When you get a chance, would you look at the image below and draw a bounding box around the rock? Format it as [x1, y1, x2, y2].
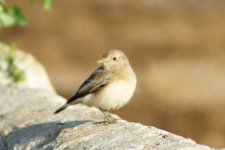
[0, 47, 220, 149]
[0, 43, 54, 92]
[0, 85, 216, 150]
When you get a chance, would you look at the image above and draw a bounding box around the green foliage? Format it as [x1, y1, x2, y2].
[0, 0, 52, 28]
[5, 43, 26, 82]
[0, 3, 27, 27]
[43, 0, 52, 11]
[0, 0, 53, 79]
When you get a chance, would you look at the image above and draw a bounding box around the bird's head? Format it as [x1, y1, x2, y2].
[97, 50, 130, 70]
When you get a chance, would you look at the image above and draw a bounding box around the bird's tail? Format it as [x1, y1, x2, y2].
[54, 104, 70, 114]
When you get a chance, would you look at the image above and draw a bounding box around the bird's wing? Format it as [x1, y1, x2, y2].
[67, 66, 114, 104]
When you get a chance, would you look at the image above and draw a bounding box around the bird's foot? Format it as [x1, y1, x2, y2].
[104, 111, 117, 124]
[103, 117, 117, 124]
[94, 119, 117, 125]
[99, 109, 118, 124]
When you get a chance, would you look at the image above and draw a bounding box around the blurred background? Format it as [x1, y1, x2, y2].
[1, 0, 225, 148]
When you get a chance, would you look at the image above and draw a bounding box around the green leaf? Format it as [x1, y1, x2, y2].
[6, 55, 14, 65]
[0, 12, 16, 27]
[43, 0, 52, 11]
[0, 3, 15, 27]
[0, 0, 53, 28]
[0, 4, 27, 27]
[9, 5, 27, 26]
[5, 43, 26, 82]
[0, 4, 5, 11]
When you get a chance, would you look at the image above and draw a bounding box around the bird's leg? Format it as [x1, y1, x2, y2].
[102, 110, 111, 122]
[105, 111, 114, 122]
[100, 109, 117, 124]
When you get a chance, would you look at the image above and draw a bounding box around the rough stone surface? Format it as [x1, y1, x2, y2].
[0, 43, 54, 92]
[0, 85, 216, 150]
[0, 47, 220, 150]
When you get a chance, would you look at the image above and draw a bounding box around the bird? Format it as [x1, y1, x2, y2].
[54, 49, 137, 124]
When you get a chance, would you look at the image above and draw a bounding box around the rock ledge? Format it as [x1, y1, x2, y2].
[0, 85, 215, 150]
[0, 45, 220, 150]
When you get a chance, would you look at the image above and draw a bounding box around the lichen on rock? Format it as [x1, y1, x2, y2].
[0, 43, 54, 92]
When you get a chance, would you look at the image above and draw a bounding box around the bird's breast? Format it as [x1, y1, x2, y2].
[94, 76, 136, 110]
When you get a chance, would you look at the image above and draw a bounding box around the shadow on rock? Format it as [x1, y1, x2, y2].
[4, 120, 90, 149]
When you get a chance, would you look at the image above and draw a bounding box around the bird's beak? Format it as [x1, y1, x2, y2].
[97, 59, 104, 64]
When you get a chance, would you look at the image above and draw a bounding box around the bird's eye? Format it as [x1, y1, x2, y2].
[113, 57, 117, 61]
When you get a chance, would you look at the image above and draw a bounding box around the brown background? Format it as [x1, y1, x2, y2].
[1, 0, 225, 148]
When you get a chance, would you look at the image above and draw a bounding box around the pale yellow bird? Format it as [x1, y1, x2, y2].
[54, 50, 137, 124]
